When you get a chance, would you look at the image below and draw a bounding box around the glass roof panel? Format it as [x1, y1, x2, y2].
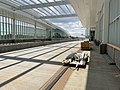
[67, 4, 75, 14]
[23, 9, 42, 17]
[55, 0, 62, 1]
[43, 7, 56, 15]
[26, 0, 35, 4]
[49, 6, 60, 15]
[30, 0, 40, 4]
[9, 0, 22, 6]
[39, 0, 47, 3]
[15, 0, 29, 5]
[54, 6, 65, 15]
[47, 0, 54, 2]
[33, 8, 46, 16]
[2, 0, 76, 19]
[59, 5, 67, 14]
[38, 8, 52, 16]
[61, 5, 71, 14]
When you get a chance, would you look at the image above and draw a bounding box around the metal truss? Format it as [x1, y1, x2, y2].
[15, 1, 68, 10]
[0, 0, 77, 19]
[38, 14, 77, 19]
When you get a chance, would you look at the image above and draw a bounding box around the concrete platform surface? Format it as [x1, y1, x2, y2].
[0, 41, 120, 90]
[0, 41, 80, 90]
[63, 43, 120, 90]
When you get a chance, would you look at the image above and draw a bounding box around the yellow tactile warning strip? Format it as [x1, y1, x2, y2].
[51, 68, 73, 90]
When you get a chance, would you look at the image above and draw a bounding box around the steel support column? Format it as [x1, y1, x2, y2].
[34, 21, 37, 39]
[12, 16, 15, 40]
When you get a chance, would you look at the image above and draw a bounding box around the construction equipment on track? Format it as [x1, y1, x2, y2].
[62, 52, 89, 68]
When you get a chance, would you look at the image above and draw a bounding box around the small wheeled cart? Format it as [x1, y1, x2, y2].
[62, 52, 89, 68]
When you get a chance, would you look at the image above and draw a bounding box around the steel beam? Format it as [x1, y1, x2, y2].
[37, 14, 77, 19]
[15, 1, 69, 10]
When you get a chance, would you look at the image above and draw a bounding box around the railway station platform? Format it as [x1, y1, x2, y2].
[0, 41, 120, 90]
[63, 43, 120, 90]
[0, 0, 120, 90]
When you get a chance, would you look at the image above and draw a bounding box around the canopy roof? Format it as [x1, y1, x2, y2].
[0, 0, 77, 19]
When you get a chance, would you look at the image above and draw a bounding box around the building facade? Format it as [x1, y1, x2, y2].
[70, 0, 120, 69]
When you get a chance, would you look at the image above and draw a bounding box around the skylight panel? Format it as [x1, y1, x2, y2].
[15, 0, 29, 5]
[47, 0, 54, 2]
[9, 0, 22, 6]
[7, 0, 76, 19]
[30, 0, 40, 4]
[67, 4, 75, 14]
[24, 9, 42, 17]
[54, 6, 65, 15]
[55, 0, 62, 1]
[26, 0, 34, 4]
[59, 5, 67, 14]
[39, 0, 47, 3]
[33, 8, 47, 16]
[61, 5, 70, 14]
[44, 7, 56, 15]
[49, 6, 60, 15]
[38, 8, 52, 16]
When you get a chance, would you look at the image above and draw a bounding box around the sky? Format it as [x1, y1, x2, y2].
[46, 17, 86, 37]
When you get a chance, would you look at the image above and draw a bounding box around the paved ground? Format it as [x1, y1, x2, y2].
[0, 41, 120, 90]
[63, 43, 120, 90]
[0, 41, 80, 90]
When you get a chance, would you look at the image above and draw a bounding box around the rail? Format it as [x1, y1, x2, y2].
[107, 43, 120, 51]
[39, 66, 74, 90]
[107, 43, 120, 60]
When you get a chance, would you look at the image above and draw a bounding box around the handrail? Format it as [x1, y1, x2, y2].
[107, 43, 120, 51]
